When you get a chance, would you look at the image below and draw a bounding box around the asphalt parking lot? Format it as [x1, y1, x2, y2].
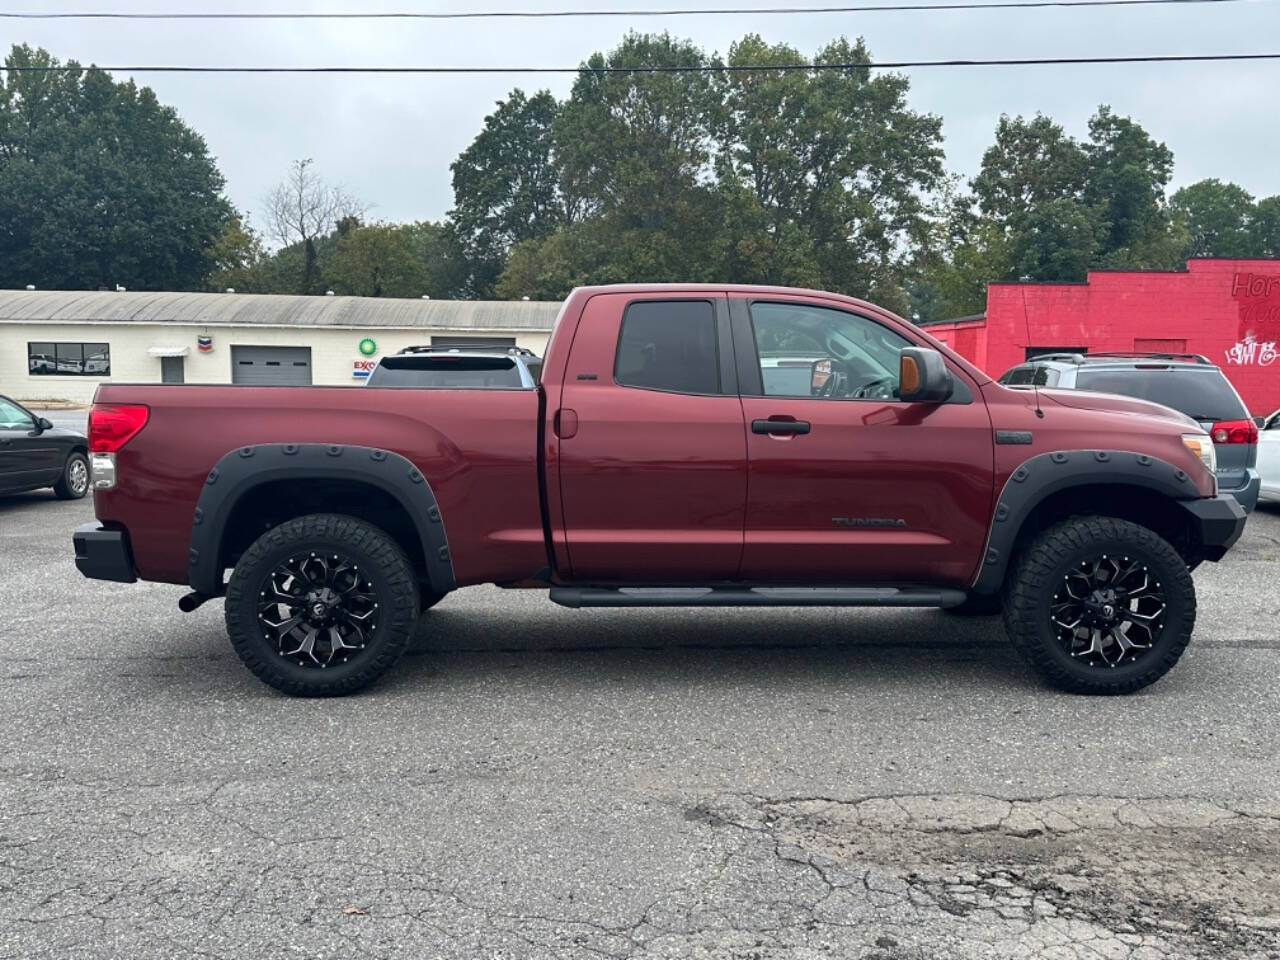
[2, 489, 1279, 960]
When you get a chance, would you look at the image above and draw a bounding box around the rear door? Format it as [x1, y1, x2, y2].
[555, 293, 747, 581]
[732, 297, 994, 585]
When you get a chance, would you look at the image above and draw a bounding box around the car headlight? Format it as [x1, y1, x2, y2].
[1181, 433, 1217, 479]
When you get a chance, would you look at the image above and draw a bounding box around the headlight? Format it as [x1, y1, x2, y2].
[1181, 433, 1217, 478]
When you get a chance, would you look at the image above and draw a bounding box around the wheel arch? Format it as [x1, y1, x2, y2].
[972, 450, 1206, 596]
[188, 444, 455, 599]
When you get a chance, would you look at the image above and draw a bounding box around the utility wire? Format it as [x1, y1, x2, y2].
[0, 0, 1261, 19]
[3, 53, 1280, 73]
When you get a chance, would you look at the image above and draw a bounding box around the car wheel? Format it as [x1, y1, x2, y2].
[224, 513, 419, 697]
[1003, 516, 1194, 695]
[53, 452, 90, 500]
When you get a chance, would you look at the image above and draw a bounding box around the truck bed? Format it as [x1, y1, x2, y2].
[92, 383, 546, 587]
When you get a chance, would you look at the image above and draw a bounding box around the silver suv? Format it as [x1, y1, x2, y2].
[366, 346, 542, 389]
[998, 352, 1261, 512]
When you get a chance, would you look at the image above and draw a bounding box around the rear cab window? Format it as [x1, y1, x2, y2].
[367, 355, 527, 388]
[1074, 368, 1247, 422]
[614, 300, 720, 395]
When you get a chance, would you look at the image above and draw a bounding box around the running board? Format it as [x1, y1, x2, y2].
[549, 586, 967, 609]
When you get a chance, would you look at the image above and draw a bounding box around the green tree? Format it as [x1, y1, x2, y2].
[971, 114, 1090, 225]
[1084, 106, 1177, 266]
[449, 89, 568, 297]
[1252, 195, 1280, 256]
[715, 35, 944, 308]
[205, 214, 266, 292]
[1169, 179, 1257, 258]
[327, 220, 430, 298]
[0, 44, 232, 290]
[554, 32, 719, 230]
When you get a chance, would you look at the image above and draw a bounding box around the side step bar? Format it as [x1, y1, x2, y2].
[549, 586, 967, 609]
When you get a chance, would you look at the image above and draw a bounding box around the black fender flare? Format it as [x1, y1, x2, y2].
[971, 449, 1202, 595]
[187, 443, 456, 597]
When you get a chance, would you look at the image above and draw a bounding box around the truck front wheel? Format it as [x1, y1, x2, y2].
[224, 513, 419, 696]
[1003, 516, 1195, 695]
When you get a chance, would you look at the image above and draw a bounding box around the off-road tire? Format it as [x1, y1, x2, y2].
[225, 513, 419, 696]
[53, 451, 90, 500]
[1003, 516, 1195, 695]
[943, 593, 1003, 616]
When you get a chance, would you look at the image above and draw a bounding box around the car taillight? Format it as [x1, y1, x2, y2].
[1209, 419, 1259, 445]
[88, 403, 150, 453]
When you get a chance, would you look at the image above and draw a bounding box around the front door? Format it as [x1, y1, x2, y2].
[556, 293, 747, 581]
[733, 298, 994, 585]
[0, 397, 62, 494]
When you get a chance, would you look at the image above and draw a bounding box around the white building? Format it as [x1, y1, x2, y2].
[1, 290, 560, 404]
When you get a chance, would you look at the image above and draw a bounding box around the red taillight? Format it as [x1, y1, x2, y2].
[1209, 418, 1259, 445]
[88, 403, 150, 453]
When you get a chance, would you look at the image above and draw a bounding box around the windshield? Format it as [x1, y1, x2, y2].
[367, 355, 527, 388]
[1074, 368, 1247, 422]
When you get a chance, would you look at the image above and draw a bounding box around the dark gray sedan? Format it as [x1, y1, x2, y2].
[0, 395, 89, 499]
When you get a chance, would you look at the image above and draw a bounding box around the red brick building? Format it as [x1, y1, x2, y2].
[923, 259, 1280, 416]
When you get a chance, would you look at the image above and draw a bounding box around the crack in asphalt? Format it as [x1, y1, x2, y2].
[6, 790, 1277, 959]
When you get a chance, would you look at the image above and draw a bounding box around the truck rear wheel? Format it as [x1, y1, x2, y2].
[224, 513, 419, 697]
[1003, 516, 1195, 695]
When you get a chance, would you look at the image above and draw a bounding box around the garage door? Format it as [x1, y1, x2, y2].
[231, 346, 313, 385]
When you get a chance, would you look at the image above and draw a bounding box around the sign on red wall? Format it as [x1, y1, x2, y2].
[1229, 272, 1280, 368]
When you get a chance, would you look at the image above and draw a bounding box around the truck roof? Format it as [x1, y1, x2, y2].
[559, 284, 992, 387]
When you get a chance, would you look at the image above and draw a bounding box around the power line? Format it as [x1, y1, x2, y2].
[0, 0, 1260, 19]
[3, 53, 1279, 74]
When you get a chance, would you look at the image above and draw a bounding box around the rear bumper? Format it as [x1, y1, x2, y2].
[1179, 494, 1247, 562]
[1219, 468, 1261, 514]
[73, 522, 138, 583]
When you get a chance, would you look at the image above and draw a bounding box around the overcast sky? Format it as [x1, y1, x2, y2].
[9, 0, 1280, 232]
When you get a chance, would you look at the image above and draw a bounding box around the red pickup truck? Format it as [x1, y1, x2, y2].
[73, 284, 1246, 697]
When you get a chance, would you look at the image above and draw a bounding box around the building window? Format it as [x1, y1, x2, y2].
[28, 342, 111, 376]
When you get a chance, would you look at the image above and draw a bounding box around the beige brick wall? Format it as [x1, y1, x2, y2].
[3, 321, 552, 404]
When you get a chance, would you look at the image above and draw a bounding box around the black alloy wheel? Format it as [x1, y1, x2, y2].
[1050, 554, 1167, 668]
[225, 514, 420, 696]
[258, 552, 380, 669]
[1003, 515, 1195, 695]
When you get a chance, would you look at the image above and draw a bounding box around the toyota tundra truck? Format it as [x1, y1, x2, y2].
[72, 284, 1247, 697]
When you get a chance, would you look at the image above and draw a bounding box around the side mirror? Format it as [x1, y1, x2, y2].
[899, 347, 954, 403]
[35, 417, 53, 432]
[810, 359, 832, 394]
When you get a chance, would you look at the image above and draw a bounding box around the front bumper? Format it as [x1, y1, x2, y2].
[1179, 494, 1247, 561]
[1219, 468, 1261, 514]
[73, 522, 137, 583]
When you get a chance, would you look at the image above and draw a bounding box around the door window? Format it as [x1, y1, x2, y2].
[0, 397, 34, 431]
[614, 300, 720, 395]
[749, 302, 911, 400]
